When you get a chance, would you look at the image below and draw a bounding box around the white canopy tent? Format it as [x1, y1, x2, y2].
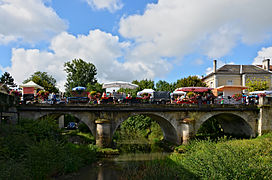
[19, 81, 44, 90]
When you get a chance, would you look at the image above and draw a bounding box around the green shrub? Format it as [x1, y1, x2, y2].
[25, 139, 64, 179]
[19, 117, 62, 142]
[0, 117, 98, 179]
[62, 143, 97, 173]
[0, 159, 30, 180]
[171, 136, 272, 179]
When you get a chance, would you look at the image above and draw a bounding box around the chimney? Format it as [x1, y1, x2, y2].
[213, 60, 217, 73]
[262, 59, 270, 71]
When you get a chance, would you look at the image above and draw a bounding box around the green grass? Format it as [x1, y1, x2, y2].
[62, 129, 95, 144]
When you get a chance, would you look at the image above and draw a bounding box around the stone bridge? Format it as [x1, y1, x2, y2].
[16, 103, 272, 147]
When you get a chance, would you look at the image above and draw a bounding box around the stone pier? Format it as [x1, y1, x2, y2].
[58, 115, 64, 129]
[95, 119, 111, 148]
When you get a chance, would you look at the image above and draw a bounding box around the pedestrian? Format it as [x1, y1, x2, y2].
[197, 94, 202, 105]
[112, 90, 117, 104]
[52, 92, 57, 104]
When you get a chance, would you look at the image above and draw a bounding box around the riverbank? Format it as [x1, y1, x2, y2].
[121, 133, 272, 179]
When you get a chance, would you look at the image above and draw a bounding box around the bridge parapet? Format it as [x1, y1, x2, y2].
[17, 103, 259, 112]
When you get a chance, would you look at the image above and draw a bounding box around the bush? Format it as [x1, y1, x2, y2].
[0, 117, 98, 179]
[19, 117, 62, 142]
[62, 143, 97, 173]
[0, 159, 30, 180]
[25, 140, 64, 179]
[172, 136, 272, 179]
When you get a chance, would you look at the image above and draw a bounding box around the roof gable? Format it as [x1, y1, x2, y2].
[203, 64, 272, 80]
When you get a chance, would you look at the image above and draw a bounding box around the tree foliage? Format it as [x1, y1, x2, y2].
[86, 82, 104, 93]
[23, 71, 58, 93]
[64, 59, 97, 95]
[176, 75, 206, 88]
[121, 115, 152, 132]
[132, 79, 155, 91]
[156, 80, 176, 92]
[0, 72, 16, 87]
[246, 77, 269, 92]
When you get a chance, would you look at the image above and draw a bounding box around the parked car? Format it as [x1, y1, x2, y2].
[66, 122, 77, 130]
[151, 91, 171, 104]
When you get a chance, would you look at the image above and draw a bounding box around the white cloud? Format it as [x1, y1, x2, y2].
[253, 47, 272, 65]
[3, 30, 171, 91]
[119, 0, 272, 60]
[0, 34, 17, 45]
[0, 0, 67, 43]
[85, 0, 123, 12]
[193, 59, 204, 65]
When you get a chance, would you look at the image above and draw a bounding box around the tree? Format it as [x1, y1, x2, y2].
[246, 77, 269, 92]
[64, 59, 97, 94]
[23, 71, 58, 93]
[176, 75, 207, 88]
[86, 82, 104, 93]
[132, 79, 155, 91]
[155, 80, 176, 92]
[0, 72, 16, 87]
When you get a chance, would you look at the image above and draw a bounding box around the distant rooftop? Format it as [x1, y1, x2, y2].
[203, 64, 272, 80]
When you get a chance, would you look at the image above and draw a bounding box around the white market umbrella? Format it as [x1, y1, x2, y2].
[137, 89, 155, 96]
[172, 91, 186, 95]
[20, 81, 44, 90]
[102, 81, 138, 89]
[249, 90, 272, 95]
[72, 86, 86, 91]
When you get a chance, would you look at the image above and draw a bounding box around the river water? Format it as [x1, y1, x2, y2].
[57, 152, 169, 180]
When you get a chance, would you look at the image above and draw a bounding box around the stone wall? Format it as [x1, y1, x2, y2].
[217, 74, 241, 87]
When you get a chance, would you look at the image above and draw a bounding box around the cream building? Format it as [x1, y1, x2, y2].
[202, 59, 272, 96]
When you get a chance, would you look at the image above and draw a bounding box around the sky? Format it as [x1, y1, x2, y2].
[1, 0, 272, 91]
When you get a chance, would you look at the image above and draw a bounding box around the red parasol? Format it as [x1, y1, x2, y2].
[175, 87, 213, 92]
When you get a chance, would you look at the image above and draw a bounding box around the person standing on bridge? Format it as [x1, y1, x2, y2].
[52, 92, 57, 104]
[113, 90, 117, 104]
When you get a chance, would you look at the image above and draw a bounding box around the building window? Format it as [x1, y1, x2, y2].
[210, 82, 213, 88]
[227, 80, 233, 85]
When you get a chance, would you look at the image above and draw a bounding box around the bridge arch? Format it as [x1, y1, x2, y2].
[35, 112, 96, 136]
[112, 112, 179, 144]
[196, 112, 255, 138]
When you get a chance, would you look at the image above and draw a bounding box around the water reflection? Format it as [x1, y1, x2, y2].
[57, 153, 169, 180]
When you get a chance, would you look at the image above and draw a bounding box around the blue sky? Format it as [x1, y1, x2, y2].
[1, 0, 272, 90]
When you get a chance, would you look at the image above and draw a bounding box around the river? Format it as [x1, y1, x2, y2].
[57, 152, 169, 180]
